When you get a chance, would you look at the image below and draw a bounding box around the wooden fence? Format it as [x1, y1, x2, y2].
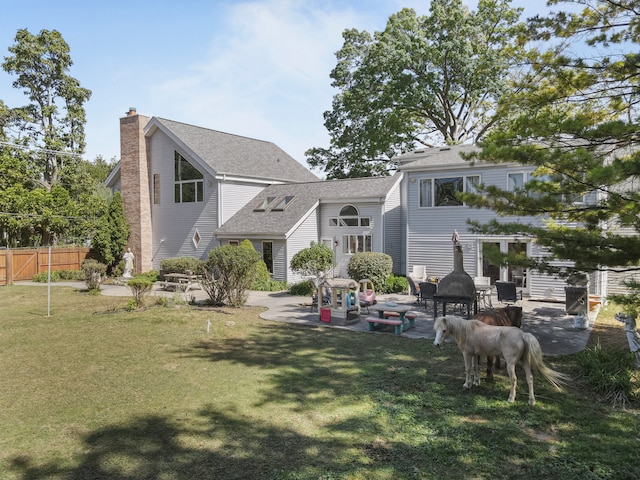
[0, 246, 90, 286]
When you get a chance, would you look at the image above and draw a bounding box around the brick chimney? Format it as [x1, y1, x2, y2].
[120, 107, 152, 274]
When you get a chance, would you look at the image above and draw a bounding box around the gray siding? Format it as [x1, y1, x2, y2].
[286, 209, 320, 283]
[384, 184, 404, 274]
[403, 164, 577, 297]
[148, 130, 219, 269]
[220, 181, 265, 225]
[319, 202, 384, 278]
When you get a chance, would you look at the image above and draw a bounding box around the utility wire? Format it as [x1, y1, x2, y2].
[0, 141, 81, 157]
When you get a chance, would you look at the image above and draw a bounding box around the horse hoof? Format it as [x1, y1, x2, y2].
[529, 399, 536, 406]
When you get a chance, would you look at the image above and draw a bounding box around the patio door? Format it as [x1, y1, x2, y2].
[481, 240, 529, 292]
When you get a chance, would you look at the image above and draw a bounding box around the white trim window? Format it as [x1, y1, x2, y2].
[174, 151, 204, 203]
[509, 172, 586, 204]
[329, 205, 371, 226]
[420, 175, 480, 207]
[342, 234, 372, 254]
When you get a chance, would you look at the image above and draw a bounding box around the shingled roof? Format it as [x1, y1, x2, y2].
[215, 174, 402, 237]
[397, 144, 479, 170]
[149, 117, 318, 183]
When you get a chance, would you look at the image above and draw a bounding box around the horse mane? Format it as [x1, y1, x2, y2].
[443, 315, 478, 345]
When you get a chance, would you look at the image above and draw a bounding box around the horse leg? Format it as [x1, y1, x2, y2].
[473, 355, 481, 386]
[495, 355, 501, 370]
[463, 353, 473, 389]
[486, 356, 494, 381]
[523, 361, 536, 406]
[506, 361, 517, 403]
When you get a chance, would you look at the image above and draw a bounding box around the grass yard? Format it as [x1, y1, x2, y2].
[1, 285, 639, 479]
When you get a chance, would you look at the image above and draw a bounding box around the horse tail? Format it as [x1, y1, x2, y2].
[522, 333, 570, 390]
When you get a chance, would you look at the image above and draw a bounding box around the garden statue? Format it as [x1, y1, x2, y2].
[615, 312, 640, 369]
[123, 248, 135, 278]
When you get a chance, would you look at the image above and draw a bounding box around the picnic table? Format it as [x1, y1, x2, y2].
[366, 302, 417, 335]
[162, 273, 202, 292]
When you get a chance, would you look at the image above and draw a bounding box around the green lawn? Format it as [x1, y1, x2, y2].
[1, 285, 639, 479]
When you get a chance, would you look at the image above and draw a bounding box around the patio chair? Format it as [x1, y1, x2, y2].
[495, 281, 523, 305]
[407, 276, 421, 305]
[419, 281, 438, 311]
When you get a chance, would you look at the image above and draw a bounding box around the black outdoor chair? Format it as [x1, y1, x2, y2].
[419, 281, 438, 311]
[495, 281, 523, 305]
[407, 276, 421, 305]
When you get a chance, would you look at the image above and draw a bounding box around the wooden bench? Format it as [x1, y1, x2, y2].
[365, 316, 403, 335]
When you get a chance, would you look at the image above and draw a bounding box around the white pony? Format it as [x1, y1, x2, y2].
[433, 315, 569, 405]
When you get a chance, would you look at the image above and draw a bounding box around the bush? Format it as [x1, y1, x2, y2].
[32, 269, 85, 283]
[160, 257, 204, 276]
[382, 274, 408, 294]
[252, 278, 289, 292]
[137, 270, 160, 282]
[289, 280, 315, 297]
[576, 342, 636, 406]
[347, 252, 393, 292]
[82, 259, 107, 291]
[126, 276, 154, 309]
[32, 271, 60, 283]
[204, 244, 261, 307]
[290, 243, 334, 286]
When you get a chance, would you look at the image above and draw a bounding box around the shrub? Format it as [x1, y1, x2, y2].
[347, 252, 393, 292]
[290, 243, 334, 286]
[204, 244, 261, 307]
[576, 342, 636, 406]
[57, 269, 85, 281]
[32, 271, 60, 283]
[252, 278, 289, 292]
[82, 259, 107, 291]
[32, 269, 85, 283]
[160, 257, 204, 276]
[126, 276, 154, 309]
[289, 280, 315, 297]
[239, 240, 272, 289]
[382, 274, 408, 294]
[137, 270, 160, 282]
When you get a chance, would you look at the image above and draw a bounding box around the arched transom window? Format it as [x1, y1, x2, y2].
[329, 205, 370, 227]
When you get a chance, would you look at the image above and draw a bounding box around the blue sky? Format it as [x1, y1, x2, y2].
[0, 0, 550, 169]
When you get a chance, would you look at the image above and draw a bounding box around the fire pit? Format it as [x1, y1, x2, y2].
[432, 232, 477, 319]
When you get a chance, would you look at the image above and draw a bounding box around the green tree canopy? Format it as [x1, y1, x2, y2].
[290, 243, 335, 285]
[462, 0, 640, 313]
[306, 0, 526, 178]
[90, 192, 129, 273]
[2, 28, 91, 188]
[0, 28, 108, 247]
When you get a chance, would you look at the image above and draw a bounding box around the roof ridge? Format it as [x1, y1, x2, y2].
[155, 117, 274, 145]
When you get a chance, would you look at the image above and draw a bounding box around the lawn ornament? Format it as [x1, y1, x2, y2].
[433, 315, 568, 405]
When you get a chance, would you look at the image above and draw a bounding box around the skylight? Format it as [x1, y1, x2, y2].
[254, 196, 277, 212]
[271, 196, 294, 211]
